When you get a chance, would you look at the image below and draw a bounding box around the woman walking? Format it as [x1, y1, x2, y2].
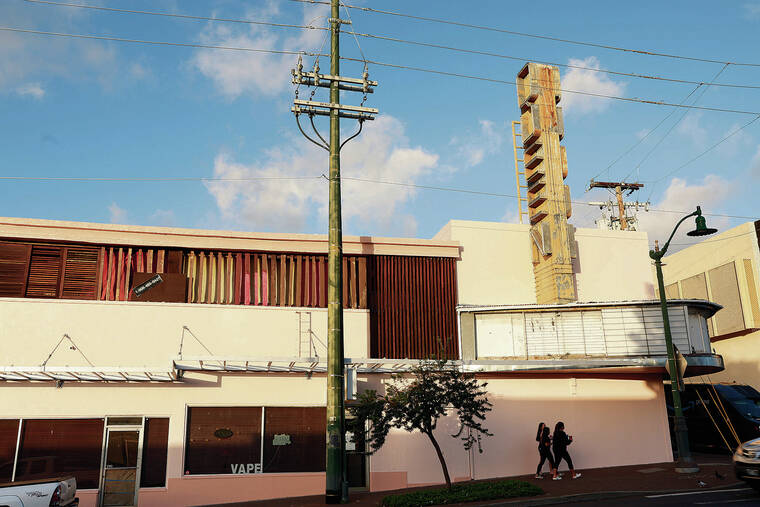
[534, 422, 558, 479]
[552, 421, 581, 479]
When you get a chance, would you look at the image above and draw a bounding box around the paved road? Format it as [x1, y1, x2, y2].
[572, 486, 760, 506]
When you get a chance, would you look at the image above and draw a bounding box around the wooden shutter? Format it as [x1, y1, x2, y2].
[25, 246, 63, 298]
[61, 247, 100, 300]
[0, 242, 31, 297]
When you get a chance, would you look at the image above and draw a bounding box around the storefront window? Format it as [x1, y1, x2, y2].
[184, 407, 262, 475]
[140, 418, 169, 487]
[0, 419, 20, 483]
[263, 407, 325, 473]
[16, 419, 103, 489]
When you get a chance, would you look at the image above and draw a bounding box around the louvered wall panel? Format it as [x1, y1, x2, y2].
[581, 310, 606, 355]
[525, 312, 558, 356]
[0, 242, 31, 297]
[556, 312, 586, 355]
[61, 247, 99, 300]
[368, 256, 457, 359]
[25, 246, 63, 298]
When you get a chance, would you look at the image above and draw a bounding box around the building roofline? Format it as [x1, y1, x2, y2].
[0, 217, 461, 257]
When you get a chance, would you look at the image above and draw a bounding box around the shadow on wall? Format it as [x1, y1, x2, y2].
[369, 376, 673, 485]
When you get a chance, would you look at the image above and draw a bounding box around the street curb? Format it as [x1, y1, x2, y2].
[483, 481, 746, 506]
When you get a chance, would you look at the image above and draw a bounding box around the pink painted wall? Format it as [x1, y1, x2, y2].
[368, 375, 673, 490]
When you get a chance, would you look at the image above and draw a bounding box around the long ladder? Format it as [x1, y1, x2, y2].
[511, 120, 528, 224]
[297, 311, 314, 357]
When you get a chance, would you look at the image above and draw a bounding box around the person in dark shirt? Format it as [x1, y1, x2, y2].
[552, 421, 581, 479]
[534, 422, 558, 479]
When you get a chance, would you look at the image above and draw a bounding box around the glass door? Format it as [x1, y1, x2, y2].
[100, 428, 142, 506]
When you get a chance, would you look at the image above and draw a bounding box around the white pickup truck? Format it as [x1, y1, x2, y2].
[0, 477, 78, 507]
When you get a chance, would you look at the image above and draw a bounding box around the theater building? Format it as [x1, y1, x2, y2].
[0, 216, 725, 506]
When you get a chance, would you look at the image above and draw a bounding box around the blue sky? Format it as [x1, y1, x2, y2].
[2, 0, 759, 249]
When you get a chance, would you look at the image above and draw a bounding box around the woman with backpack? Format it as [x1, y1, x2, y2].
[534, 422, 558, 479]
[552, 421, 581, 479]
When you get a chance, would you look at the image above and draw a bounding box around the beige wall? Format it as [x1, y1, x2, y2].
[0, 298, 370, 367]
[434, 221, 655, 306]
[573, 228, 655, 301]
[434, 221, 536, 306]
[709, 331, 760, 387]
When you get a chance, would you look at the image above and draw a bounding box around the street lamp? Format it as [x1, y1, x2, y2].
[649, 206, 717, 473]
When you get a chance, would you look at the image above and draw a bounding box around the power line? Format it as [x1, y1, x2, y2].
[4, 172, 757, 222]
[0, 175, 322, 182]
[620, 64, 730, 184]
[341, 56, 760, 116]
[0, 26, 328, 57]
[291, 0, 760, 68]
[645, 114, 760, 188]
[4, 25, 760, 116]
[23, 0, 329, 32]
[24, 0, 760, 90]
[340, 177, 759, 221]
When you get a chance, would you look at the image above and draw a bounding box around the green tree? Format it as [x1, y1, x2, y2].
[347, 357, 493, 489]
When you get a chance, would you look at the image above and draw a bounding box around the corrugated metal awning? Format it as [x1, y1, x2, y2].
[0, 366, 176, 382]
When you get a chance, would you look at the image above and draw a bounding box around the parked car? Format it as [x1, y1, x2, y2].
[0, 477, 77, 507]
[665, 383, 760, 453]
[734, 437, 760, 490]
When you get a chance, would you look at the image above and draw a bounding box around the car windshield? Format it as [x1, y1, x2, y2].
[716, 385, 760, 419]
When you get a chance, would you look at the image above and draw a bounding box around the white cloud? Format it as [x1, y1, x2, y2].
[191, 2, 328, 98]
[451, 120, 504, 168]
[636, 175, 734, 252]
[560, 57, 626, 114]
[15, 82, 44, 99]
[636, 128, 651, 140]
[744, 3, 760, 18]
[205, 115, 438, 234]
[150, 209, 176, 227]
[751, 145, 760, 178]
[676, 112, 708, 146]
[108, 202, 128, 224]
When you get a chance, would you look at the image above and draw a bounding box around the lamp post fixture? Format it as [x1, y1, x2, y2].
[649, 205, 717, 473]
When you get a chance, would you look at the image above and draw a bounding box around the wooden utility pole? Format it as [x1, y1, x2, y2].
[588, 181, 644, 230]
[290, 2, 377, 502]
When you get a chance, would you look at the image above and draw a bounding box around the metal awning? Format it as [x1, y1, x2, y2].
[172, 353, 724, 377]
[0, 366, 176, 382]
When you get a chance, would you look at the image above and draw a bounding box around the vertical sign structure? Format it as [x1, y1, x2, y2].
[517, 63, 577, 304]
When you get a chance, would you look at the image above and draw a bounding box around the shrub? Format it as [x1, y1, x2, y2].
[381, 479, 543, 507]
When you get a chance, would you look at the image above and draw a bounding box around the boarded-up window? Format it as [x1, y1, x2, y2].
[184, 407, 262, 475]
[16, 419, 104, 489]
[0, 419, 20, 483]
[0, 243, 31, 297]
[709, 262, 745, 335]
[681, 272, 714, 336]
[664, 283, 680, 299]
[263, 407, 325, 473]
[140, 418, 169, 487]
[25, 246, 63, 298]
[61, 247, 99, 300]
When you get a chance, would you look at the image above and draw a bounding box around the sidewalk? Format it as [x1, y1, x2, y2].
[202, 453, 740, 507]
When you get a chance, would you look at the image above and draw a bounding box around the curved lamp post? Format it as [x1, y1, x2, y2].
[649, 206, 717, 473]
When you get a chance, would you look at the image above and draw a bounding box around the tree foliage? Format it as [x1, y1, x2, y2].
[347, 357, 493, 489]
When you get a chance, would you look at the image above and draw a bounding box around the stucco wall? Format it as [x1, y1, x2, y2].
[434, 221, 655, 306]
[709, 331, 760, 387]
[0, 298, 370, 367]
